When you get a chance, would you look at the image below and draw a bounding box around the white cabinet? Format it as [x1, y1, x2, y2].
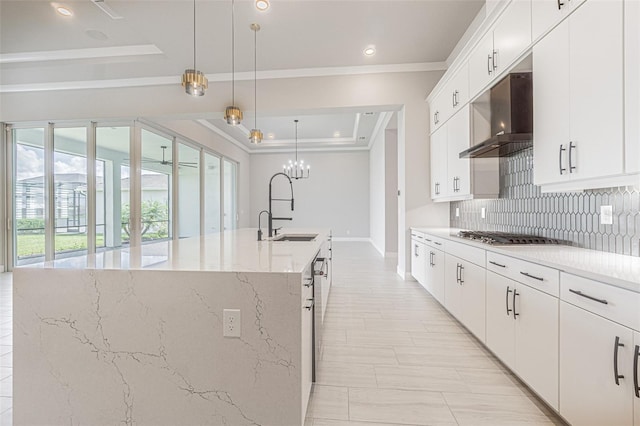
[425, 246, 445, 304]
[559, 301, 634, 426]
[410, 234, 427, 286]
[486, 267, 559, 409]
[533, 0, 626, 190]
[301, 271, 314, 422]
[626, 0, 640, 174]
[430, 63, 470, 134]
[468, 0, 532, 96]
[532, 0, 586, 41]
[430, 105, 498, 202]
[444, 245, 486, 342]
[635, 331, 640, 426]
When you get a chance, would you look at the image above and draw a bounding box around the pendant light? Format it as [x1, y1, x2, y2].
[224, 0, 243, 125]
[284, 120, 310, 179]
[249, 23, 263, 144]
[181, 0, 208, 96]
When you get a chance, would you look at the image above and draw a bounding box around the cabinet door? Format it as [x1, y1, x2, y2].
[568, 0, 624, 181]
[532, 0, 575, 41]
[447, 105, 471, 197]
[468, 31, 495, 96]
[493, 0, 531, 73]
[460, 260, 486, 342]
[429, 248, 446, 305]
[411, 240, 426, 286]
[449, 62, 470, 111]
[485, 271, 516, 369]
[301, 290, 313, 420]
[625, 0, 640, 174]
[514, 284, 559, 410]
[533, 20, 570, 186]
[635, 331, 640, 426]
[560, 301, 634, 426]
[430, 126, 448, 199]
[444, 254, 464, 320]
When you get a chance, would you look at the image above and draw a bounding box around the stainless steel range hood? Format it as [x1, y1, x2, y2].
[459, 72, 533, 159]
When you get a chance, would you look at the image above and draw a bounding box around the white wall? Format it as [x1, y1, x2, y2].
[385, 129, 399, 255]
[249, 151, 369, 238]
[369, 128, 386, 253]
[0, 70, 450, 275]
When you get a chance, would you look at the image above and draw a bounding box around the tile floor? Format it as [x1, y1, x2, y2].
[305, 242, 566, 426]
[0, 242, 566, 426]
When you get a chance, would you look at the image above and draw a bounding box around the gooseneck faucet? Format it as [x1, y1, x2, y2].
[257, 210, 270, 241]
[268, 172, 294, 238]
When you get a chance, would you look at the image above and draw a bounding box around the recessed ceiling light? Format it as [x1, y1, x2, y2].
[56, 5, 73, 16]
[267, 133, 275, 139]
[363, 46, 376, 56]
[256, 0, 269, 11]
[333, 131, 340, 138]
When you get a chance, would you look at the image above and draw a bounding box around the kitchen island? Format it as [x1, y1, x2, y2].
[13, 228, 332, 426]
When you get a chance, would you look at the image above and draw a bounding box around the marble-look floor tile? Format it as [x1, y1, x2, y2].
[393, 345, 500, 370]
[443, 392, 554, 425]
[320, 329, 348, 345]
[456, 368, 527, 397]
[306, 385, 349, 421]
[374, 365, 469, 393]
[315, 361, 377, 388]
[409, 331, 481, 349]
[348, 387, 458, 425]
[322, 345, 398, 365]
[363, 318, 429, 332]
[346, 330, 414, 347]
[313, 419, 408, 426]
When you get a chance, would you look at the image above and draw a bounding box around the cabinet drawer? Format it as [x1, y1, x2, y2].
[487, 251, 559, 297]
[410, 230, 425, 241]
[560, 272, 640, 332]
[445, 240, 485, 267]
[422, 234, 445, 250]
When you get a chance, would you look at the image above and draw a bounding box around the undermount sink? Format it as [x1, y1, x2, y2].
[273, 233, 318, 242]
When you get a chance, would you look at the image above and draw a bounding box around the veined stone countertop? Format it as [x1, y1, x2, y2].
[411, 227, 640, 293]
[21, 228, 331, 273]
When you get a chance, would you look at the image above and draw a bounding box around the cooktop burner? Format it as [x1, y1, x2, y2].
[457, 230, 563, 245]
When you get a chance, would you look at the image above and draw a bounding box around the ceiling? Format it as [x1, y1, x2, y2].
[0, 0, 485, 152]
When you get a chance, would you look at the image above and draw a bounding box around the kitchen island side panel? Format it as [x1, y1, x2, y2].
[13, 268, 303, 426]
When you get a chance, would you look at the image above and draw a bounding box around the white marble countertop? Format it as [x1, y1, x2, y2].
[19, 228, 331, 274]
[411, 227, 640, 293]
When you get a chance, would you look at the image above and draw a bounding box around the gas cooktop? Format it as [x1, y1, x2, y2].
[457, 230, 563, 245]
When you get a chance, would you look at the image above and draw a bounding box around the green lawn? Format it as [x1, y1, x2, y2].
[17, 234, 110, 258]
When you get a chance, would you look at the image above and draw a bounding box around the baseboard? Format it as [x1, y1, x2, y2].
[332, 237, 371, 242]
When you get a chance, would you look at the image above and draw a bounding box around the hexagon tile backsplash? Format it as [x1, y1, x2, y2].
[450, 147, 640, 257]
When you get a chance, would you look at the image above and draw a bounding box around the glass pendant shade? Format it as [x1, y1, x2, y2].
[224, 106, 243, 125]
[225, 0, 242, 125]
[249, 129, 263, 144]
[182, 69, 208, 97]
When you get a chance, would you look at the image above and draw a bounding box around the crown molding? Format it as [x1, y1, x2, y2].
[0, 61, 447, 93]
[0, 45, 162, 64]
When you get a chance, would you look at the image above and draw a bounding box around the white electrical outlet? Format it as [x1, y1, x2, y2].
[455, 208, 460, 217]
[223, 309, 241, 338]
[481, 207, 486, 219]
[600, 205, 613, 225]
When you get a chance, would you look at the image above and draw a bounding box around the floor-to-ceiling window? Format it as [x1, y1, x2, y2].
[223, 159, 238, 231]
[204, 153, 221, 234]
[178, 142, 200, 239]
[13, 128, 46, 266]
[6, 122, 239, 268]
[140, 129, 172, 243]
[53, 127, 88, 259]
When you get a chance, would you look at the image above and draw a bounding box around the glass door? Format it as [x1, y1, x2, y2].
[140, 129, 172, 242]
[178, 142, 200, 238]
[223, 159, 238, 230]
[204, 153, 221, 234]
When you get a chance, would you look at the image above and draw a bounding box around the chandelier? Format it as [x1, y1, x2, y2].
[284, 119, 310, 179]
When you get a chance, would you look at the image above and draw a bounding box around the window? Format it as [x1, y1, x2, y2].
[140, 129, 172, 242]
[204, 153, 221, 234]
[178, 143, 200, 238]
[223, 159, 238, 230]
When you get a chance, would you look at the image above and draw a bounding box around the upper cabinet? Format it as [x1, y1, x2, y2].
[469, 0, 532, 96]
[532, 0, 586, 42]
[533, 0, 628, 190]
[626, 0, 640, 174]
[430, 63, 469, 134]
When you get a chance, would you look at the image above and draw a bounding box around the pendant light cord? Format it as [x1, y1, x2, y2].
[231, 0, 235, 104]
[193, 0, 196, 69]
[254, 26, 257, 128]
[295, 120, 299, 164]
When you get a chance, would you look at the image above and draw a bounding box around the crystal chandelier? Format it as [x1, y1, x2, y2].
[284, 120, 310, 179]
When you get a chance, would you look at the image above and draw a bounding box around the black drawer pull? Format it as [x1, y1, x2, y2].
[520, 271, 544, 281]
[569, 289, 608, 305]
[614, 336, 625, 385]
[490, 261, 506, 268]
[434, 242, 442, 246]
[505, 286, 512, 316]
[634, 344, 640, 398]
[512, 289, 519, 319]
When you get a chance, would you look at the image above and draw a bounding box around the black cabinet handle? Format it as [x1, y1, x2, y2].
[634, 344, 639, 398]
[520, 271, 544, 281]
[434, 242, 442, 246]
[614, 336, 625, 385]
[559, 144, 566, 175]
[569, 289, 608, 305]
[490, 261, 506, 268]
[569, 141, 576, 173]
[459, 264, 464, 285]
[430, 251, 435, 267]
[456, 263, 461, 283]
[513, 290, 519, 319]
[557, 0, 564, 10]
[506, 286, 512, 316]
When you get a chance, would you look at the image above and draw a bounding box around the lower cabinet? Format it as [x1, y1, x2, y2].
[560, 301, 635, 426]
[486, 271, 559, 409]
[425, 247, 445, 304]
[444, 254, 486, 342]
[410, 236, 427, 286]
[635, 331, 640, 426]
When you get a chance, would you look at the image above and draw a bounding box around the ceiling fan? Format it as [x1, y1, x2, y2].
[139, 145, 198, 169]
